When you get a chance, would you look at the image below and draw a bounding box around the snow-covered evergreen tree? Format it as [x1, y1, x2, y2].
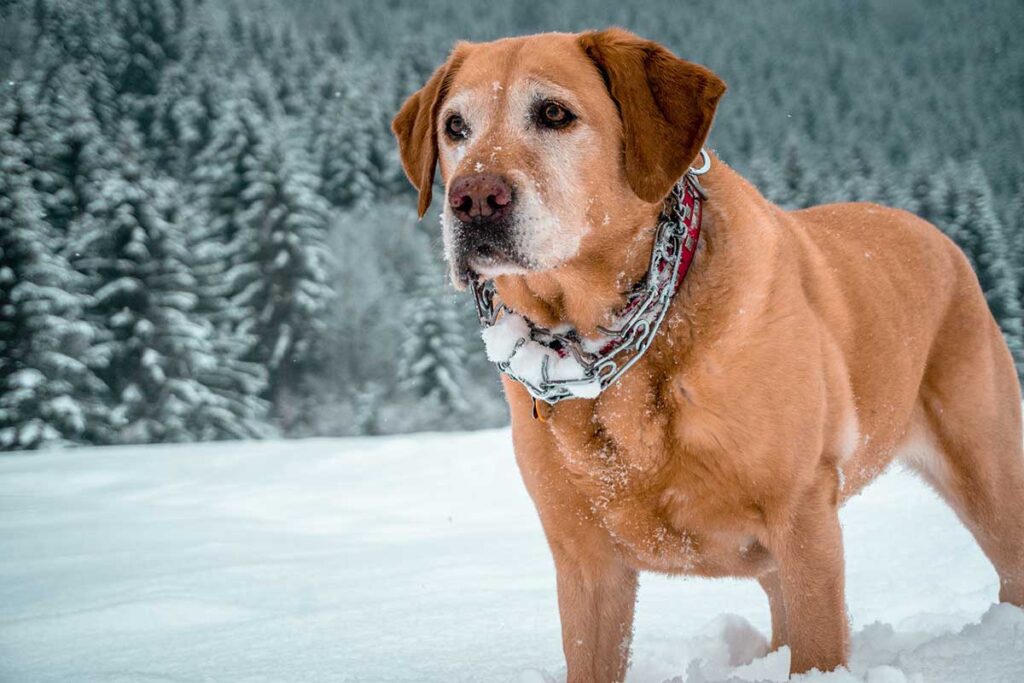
[828, 146, 884, 205]
[109, 0, 183, 141]
[0, 133, 105, 449]
[193, 98, 266, 253]
[188, 97, 278, 433]
[191, 99, 334, 426]
[952, 163, 1024, 378]
[315, 79, 377, 209]
[190, 97, 267, 337]
[69, 126, 227, 443]
[777, 138, 813, 209]
[178, 199, 274, 440]
[150, 27, 225, 178]
[265, 22, 312, 118]
[926, 161, 962, 240]
[231, 132, 335, 423]
[1009, 181, 1024, 285]
[398, 257, 471, 417]
[31, 65, 113, 237]
[903, 155, 942, 221]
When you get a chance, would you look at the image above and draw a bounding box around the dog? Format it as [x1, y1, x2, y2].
[392, 28, 1024, 681]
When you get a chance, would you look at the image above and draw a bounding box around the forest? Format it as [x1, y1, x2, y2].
[1, 0, 1023, 449]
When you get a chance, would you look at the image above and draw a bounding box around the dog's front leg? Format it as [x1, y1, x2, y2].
[509, 386, 639, 681]
[769, 482, 848, 675]
[553, 546, 638, 683]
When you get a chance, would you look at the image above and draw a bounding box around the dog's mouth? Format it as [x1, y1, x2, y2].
[469, 244, 523, 271]
[455, 250, 529, 286]
[453, 231, 530, 285]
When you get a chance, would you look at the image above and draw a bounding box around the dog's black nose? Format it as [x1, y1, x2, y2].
[448, 173, 513, 224]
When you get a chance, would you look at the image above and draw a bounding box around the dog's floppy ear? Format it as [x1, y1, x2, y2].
[392, 46, 467, 217]
[578, 28, 726, 203]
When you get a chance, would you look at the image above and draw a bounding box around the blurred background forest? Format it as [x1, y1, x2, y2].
[1, 0, 1022, 450]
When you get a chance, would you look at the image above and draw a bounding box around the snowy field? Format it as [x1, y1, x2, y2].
[1, 429, 1022, 683]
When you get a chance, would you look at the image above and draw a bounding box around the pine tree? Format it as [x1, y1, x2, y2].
[0, 133, 105, 449]
[192, 99, 333, 430]
[314, 75, 377, 209]
[178, 199, 274, 441]
[231, 132, 335, 426]
[193, 98, 267, 250]
[904, 154, 943, 221]
[830, 146, 883, 204]
[398, 257, 471, 417]
[183, 110, 276, 440]
[778, 138, 812, 209]
[31, 65, 113, 237]
[190, 97, 276, 432]
[953, 162, 1024, 378]
[926, 160, 961, 239]
[1008, 181, 1024, 284]
[109, 0, 183, 142]
[265, 23, 311, 118]
[149, 24, 225, 178]
[69, 126, 225, 443]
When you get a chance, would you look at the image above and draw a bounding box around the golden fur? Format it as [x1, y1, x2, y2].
[393, 28, 1024, 681]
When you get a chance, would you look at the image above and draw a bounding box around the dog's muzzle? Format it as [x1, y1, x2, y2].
[448, 172, 523, 282]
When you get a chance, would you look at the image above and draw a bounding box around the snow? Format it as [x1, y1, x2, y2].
[1, 429, 1022, 682]
[481, 313, 603, 398]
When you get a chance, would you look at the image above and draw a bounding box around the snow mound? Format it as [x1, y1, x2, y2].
[522, 604, 1024, 682]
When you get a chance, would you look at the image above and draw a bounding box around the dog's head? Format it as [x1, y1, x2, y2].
[392, 29, 725, 288]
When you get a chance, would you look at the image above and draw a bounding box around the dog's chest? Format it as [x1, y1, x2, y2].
[548, 395, 766, 576]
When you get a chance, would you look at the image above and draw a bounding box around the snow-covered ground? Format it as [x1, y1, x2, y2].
[0, 430, 1021, 682]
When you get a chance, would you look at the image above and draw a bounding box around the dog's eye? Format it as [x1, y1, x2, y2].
[536, 101, 575, 129]
[444, 114, 468, 140]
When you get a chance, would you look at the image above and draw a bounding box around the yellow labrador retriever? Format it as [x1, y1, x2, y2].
[392, 28, 1024, 681]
